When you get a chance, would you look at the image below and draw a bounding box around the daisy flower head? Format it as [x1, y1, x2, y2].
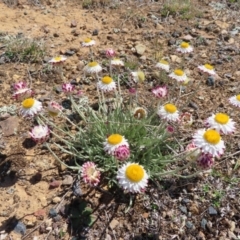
[84, 61, 102, 74]
[198, 64, 216, 75]
[157, 103, 179, 122]
[133, 107, 147, 119]
[104, 134, 129, 155]
[20, 98, 42, 118]
[166, 125, 174, 133]
[179, 112, 193, 128]
[129, 88, 136, 95]
[205, 113, 235, 135]
[13, 81, 33, 101]
[131, 71, 145, 83]
[106, 48, 115, 58]
[177, 41, 193, 53]
[155, 59, 170, 72]
[196, 154, 214, 169]
[97, 76, 116, 92]
[110, 58, 124, 67]
[29, 125, 50, 143]
[152, 85, 168, 98]
[82, 38, 96, 47]
[229, 94, 240, 108]
[47, 101, 63, 117]
[185, 142, 201, 161]
[81, 162, 101, 186]
[117, 162, 149, 193]
[48, 56, 67, 65]
[193, 129, 225, 157]
[169, 69, 187, 83]
[114, 145, 130, 161]
[62, 83, 75, 95]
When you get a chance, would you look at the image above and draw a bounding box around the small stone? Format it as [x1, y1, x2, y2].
[23, 215, 37, 227]
[14, 221, 26, 235]
[49, 180, 61, 189]
[52, 197, 61, 204]
[53, 215, 62, 222]
[135, 44, 146, 55]
[206, 76, 215, 86]
[49, 208, 58, 218]
[109, 219, 119, 229]
[34, 209, 46, 219]
[70, 20, 77, 28]
[53, 32, 59, 37]
[201, 218, 207, 230]
[168, 38, 176, 46]
[186, 221, 194, 229]
[209, 206, 217, 215]
[0, 116, 19, 136]
[179, 205, 188, 214]
[122, 28, 128, 33]
[62, 175, 73, 185]
[92, 29, 98, 36]
[65, 50, 75, 56]
[188, 101, 198, 110]
[170, 55, 181, 63]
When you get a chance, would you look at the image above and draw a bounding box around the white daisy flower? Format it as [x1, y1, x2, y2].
[205, 113, 235, 135]
[169, 69, 188, 83]
[133, 107, 147, 119]
[104, 134, 129, 155]
[82, 38, 96, 47]
[198, 64, 216, 75]
[84, 61, 102, 74]
[117, 162, 149, 193]
[157, 103, 179, 122]
[177, 42, 193, 53]
[20, 98, 42, 118]
[81, 161, 101, 186]
[155, 59, 170, 72]
[193, 129, 225, 157]
[97, 76, 116, 92]
[229, 94, 240, 108]
[130, 71, 145, 83]
[29, 125, 50, 143]
[48, 56, 67, 64]
[152, 85, 168, 98]
[13, 81, 33, 101]
[111, 58, 124, 67]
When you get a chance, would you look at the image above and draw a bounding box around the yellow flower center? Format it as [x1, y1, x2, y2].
[214, 113, 229, 124]
[164, 104, 177, 113]
[125, 164, 144, 182]
[102, 76, 113, 84]
[160, 59, 168, 65]
[84, 38, 92, 43]
[88, 62, 98, 67]
[236, 94, 240, 101]
[174, 69, 184, 76]
[53, 56, 62, 62]
[137, 71, 145, 82]
[22, 98, 35, 108]
[181, 42, 190, 48]
[204, 64, 214, 70]
[134, 108, 146, 119]
[107, 134, 123, 145]
[203, 129, 221, 145]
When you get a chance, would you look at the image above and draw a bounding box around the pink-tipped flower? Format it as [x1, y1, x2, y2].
[196, 154, 214, 169]
[179, 112, 193, 128]
[114, 145, 130, 161]
[152, 86, 168, 98]
[129, 88, 136, 95]
[29, 125, 50, 143]
[14, 81, 27, 90]
[62, 83, 75, 94]
[47, 101, 63, 117]
[106, 48, 115, 58]
[166, 125, 174, 133]
[13, 81, 33, 101]
[81, 162, 101, 186]
[185, 142, 201, 161]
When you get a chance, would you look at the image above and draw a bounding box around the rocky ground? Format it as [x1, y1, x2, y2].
[0, 0, 240, 239]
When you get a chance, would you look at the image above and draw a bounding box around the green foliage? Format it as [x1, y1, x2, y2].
[161, 0, 202, 19]
[2, 34, 45, 63]
[70, 200, 96, 230]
